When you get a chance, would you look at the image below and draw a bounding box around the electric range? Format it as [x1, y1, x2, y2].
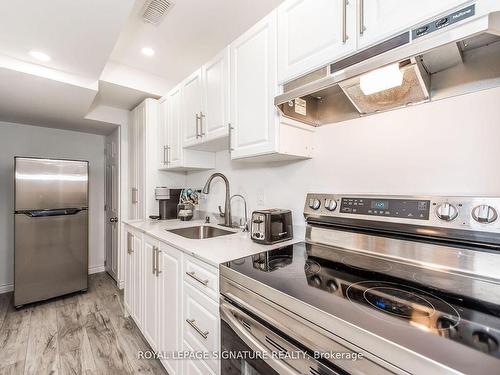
[220, 194, 500, 375]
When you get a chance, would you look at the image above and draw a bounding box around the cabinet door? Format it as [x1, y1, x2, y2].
[143, 236, 158, 349]
[124, 231, 134, 314]
[182, 69, 203, 147]
[359, 0, 468, 48]
[277, 0, 356, 83]
[132, 102, 146, 220]
[202, 47, 230, 142]
[230, 10, 278, 160]
[158, 99, 168, 169]
[132, 234, 143, 328]
[167, 85, 183, 168]
[158, 243, 182, 375]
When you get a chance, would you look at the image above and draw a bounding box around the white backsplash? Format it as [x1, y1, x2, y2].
[186, 86, 500, 229]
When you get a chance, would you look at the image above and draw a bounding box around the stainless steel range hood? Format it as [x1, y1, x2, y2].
[275, 5, 500, 126]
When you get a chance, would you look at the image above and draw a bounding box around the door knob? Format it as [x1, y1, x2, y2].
[110, 217, 118, 223]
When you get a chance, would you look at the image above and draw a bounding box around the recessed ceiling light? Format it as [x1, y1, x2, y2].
[141, 47, 155, 57]
[29, 50, 51, 62]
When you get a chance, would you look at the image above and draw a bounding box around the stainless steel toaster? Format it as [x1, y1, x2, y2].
[251, 209, 293, 244]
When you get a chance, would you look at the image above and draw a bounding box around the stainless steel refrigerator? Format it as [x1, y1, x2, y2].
[14, 157, 89, 307]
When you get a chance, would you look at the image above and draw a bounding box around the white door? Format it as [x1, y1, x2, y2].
[277, 0, 357, 83]
[230, 10, 279, 160]
[202, 47, 230, 142]
[182, 69, 203, 147]
[359, 0, 469, 48]
[129, 102, 146, 219]
[105, 129, 119, 281]
[158, 243, 182, 375]
[143, 236, 158, 349]
[167, 85, 183, 168]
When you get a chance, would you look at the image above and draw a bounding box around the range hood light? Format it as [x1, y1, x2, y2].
[359, 63, 403, 95]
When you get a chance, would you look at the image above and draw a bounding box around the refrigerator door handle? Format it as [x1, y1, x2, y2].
[18, 208, 83, 217]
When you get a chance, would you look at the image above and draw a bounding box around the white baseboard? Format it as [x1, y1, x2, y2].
[0, 283, 13, 294]
[0, 265, 106, 294]
[118, 280, 125, 290]
[88, 265, 106, 274]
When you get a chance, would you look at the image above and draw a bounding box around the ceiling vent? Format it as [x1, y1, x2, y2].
[142, 0, 174, 26]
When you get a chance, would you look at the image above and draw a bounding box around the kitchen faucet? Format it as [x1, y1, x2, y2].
[230, 194, 249, 231]
[202, 173, 232, 227]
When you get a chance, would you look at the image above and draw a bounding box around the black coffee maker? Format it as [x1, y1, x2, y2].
[153, 187, 181, 220]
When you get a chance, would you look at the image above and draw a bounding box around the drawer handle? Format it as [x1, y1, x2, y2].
[186, 318, 209, 339]
[186, 271, 209, 286]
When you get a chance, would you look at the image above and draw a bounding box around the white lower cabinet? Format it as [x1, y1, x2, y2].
[124, 226, 220, 375]
[143, 235, 160, 350]
[158, 242, 182, 375]
[183, 283, 220, 374]
[124, 227, 144, 329]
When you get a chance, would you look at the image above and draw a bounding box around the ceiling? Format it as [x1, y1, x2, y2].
[111, 0, 284, 84]
[0, 0, 134, 80]
[0, 0, 284, 135]
[0, 66, 117, 135]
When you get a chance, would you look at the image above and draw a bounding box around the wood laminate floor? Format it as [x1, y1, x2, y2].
[0, 273, 168, 375]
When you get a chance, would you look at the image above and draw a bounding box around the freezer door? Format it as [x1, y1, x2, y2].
[15, 157, 88, 211]
[14, 209, 88, 306]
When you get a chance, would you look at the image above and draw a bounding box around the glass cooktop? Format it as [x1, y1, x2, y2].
[224, 242, 500, 358]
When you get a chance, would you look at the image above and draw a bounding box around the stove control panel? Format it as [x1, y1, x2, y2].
[339, 197, 430, 220]
[304, 194, 500, 233]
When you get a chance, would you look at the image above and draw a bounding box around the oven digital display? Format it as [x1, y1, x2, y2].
[371, 201, 388, 210]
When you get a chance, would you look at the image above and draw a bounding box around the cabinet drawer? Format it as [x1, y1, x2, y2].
[183, 255, 218, 301]
[183, 283, 220, 373]
[183, 340, 216, 375]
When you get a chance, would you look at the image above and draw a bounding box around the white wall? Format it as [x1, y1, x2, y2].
[186, 86, 500, 228]
[0, 121, 107, 292]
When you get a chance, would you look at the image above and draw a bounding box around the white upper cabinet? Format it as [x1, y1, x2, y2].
[277, 0, 357, 83]
[201, 47, 230, 148]
[158, 86, 215, 171]
[230, 10, 279, 159]
[182, 69, 203, 147]
[230, 10, 314, 161]
[359, 0, 469, 48]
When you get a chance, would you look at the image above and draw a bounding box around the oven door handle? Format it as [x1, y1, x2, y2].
[220, 301, 301, 375]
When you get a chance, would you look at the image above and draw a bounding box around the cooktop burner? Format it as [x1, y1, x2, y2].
[346, 280, 460, 328]
[224, 242, 500, 359]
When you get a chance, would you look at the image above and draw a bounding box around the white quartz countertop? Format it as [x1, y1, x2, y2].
[123, 218, 303, 268]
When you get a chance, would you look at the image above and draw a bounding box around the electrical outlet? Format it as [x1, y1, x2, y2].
[257, 188, 265, 207]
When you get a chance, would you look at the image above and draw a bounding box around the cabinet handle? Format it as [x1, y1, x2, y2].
[199, 112, 205, 136]
[132, 188, 138, 204]
[228, 123, 234, 151]
[185, 271, 209, 286]
[342, 0, 349, 43]
[163, 145, 167, 165]
[127, 233, 133, 254]
[166, 145, 171, 165]
[359, 0, 366, 35]
[186, 319, 209, 339]
[195, 114, 201, 138]
[152, 246, 157, 275]
[156, 249, 162, 277]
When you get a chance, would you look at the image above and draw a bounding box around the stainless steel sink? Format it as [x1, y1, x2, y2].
[167, 225, 235, 239]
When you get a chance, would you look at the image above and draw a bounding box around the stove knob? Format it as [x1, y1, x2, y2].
[472, 205, 498, 224]
[311, 275, 322, 287]
[324, 199, 337, 211]
[436, 203, 458, 221]
[309, 198, 321, 210]
[436, 317, 459, 339]
[472, 331, 499, 353]
[326, 279, 338, 292]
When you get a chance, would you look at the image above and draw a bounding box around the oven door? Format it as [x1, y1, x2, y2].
[220, 299, 341, 375]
